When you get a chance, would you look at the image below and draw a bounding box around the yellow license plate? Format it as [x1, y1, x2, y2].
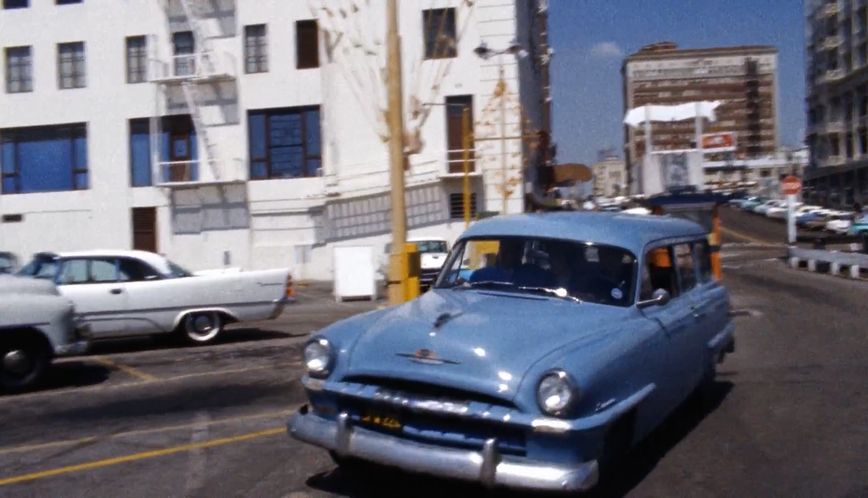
[360, 412, 402, 430]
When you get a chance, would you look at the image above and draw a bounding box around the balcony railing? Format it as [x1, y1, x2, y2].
[155, 159, 245, 187]
[822, 34, 844, 50]
[149, 51, 236, 83]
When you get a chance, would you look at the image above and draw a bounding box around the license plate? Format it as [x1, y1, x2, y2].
[360, 411, 402, 431]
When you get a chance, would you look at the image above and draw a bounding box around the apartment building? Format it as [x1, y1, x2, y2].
[622, 42, 779, 192]
[804, 0, 868, 208]
[0, 0, 553, 280]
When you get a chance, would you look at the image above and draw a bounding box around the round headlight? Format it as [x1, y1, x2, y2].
[536, 370, 576, 416]
[304, 338, 332, 377]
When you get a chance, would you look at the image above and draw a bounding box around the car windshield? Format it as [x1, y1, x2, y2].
[18, 256, 60, 280]
[435, 237, 637, 307]
[414, 241, 448, 253]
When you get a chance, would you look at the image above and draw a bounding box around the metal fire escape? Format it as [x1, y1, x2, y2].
[149, 0, 240, 187]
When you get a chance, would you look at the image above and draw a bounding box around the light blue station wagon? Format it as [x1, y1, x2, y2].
[288, 212, 736, 492]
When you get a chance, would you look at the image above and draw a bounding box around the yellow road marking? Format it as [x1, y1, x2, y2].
[721, 226, 770, 245]
[91, 356, 158, 382]
[0, 408, 295, 456]
[0, 427, 285, 487]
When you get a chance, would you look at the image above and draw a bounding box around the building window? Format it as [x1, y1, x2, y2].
[172, 31, 194, 77]
[296, 20, 319, 69]
[423, 8, 457, 59]
[449, 192, 477, 219]
[128, 116, 198, 186]
[248, 106, 321, 179]
[445, 95, 474, 173]
[2, 0, 28, 8]
[5, 46, 32, 93]
[1, 123, 88, 194]
[126, 36, 147, 84]
[244, 24, 268, 74]
[57, 42, 86, 89]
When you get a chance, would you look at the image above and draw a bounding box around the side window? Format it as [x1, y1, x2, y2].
[89, 258, 118, 283]
[695, 240, 713, 283]
[118, 258, 161, 282]
[59, 259, 89, 285]
[674, 243, 697, 292]
[641, 246, 678, 300]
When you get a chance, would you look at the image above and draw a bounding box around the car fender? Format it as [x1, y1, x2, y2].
[171, 307, 241, 329]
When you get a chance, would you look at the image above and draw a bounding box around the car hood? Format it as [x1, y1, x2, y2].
[342, 288, 626, 403]
[420, 252, 448, 270]
[0, 274, 59, 296]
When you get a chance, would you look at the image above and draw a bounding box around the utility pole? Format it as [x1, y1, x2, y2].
[386, 0, 408, 305]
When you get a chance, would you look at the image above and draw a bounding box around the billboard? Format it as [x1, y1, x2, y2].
[641, 151, 704, 196]
[701, 132, 736, 152]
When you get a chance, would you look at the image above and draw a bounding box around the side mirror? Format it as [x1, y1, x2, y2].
[637, 288, 671, 309]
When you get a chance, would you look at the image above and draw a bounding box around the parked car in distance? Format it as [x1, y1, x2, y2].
[0, 252, 17, 274]
[740, 197, 767, 211]
[289, 212, 735, 493]
[411, 237, 449, 290]
[797, 210, 832, 230]
[1, 274, 88, 391]
[18, 250, 293, 344]
[753, 199, 783, 216]
[731, 195, 759, 209]
[847, 213, 868, 236]
[825, 213, 855, 234]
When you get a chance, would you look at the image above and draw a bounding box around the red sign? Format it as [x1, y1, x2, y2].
[781, 175, 802, 195]
[701, 132, 736, 151]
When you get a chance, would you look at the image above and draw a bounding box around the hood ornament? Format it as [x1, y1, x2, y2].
[397, 348, 460, 365]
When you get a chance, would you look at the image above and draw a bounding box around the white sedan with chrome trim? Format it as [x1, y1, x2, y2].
[18, 250, 293, 344]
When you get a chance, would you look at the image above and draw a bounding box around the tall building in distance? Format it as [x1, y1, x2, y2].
[804, 0, 868, 208]
[622, 42, 779, 192]
[0, 0, 552, 280]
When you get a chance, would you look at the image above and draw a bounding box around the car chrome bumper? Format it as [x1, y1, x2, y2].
[54, 340, 89, 356]
[288, 406, 599, 492]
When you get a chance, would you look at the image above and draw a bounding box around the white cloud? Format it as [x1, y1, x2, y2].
[590, 41, 624, 59]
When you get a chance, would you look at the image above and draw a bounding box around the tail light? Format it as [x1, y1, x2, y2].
[285, 275, 295, 299]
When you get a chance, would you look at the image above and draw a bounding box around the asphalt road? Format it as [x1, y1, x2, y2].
[1, 211, 867, 497]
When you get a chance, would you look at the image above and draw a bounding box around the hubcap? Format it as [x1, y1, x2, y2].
[3, 349, 31, 375]
[192, 315, 214, 334]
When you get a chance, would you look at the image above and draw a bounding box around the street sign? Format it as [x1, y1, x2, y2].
[781, 175, 802, 196]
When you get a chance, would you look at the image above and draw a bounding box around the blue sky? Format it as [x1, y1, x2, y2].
[548, 0, 806, 165]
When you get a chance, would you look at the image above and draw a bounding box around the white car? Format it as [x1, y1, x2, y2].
[766, 203, 814, 220]
[824, 213, 855, 234]
[382, 238, 449, 291]
[18, 250, 293, 344]
[754, 200, 784, 215]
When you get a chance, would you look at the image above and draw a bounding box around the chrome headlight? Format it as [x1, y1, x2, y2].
[304, 338, 333, 378]
[536, 370, 577, 416]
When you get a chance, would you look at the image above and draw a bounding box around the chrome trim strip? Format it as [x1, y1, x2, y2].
[288, 409, 599, 492]
[707, 323, 736, 351]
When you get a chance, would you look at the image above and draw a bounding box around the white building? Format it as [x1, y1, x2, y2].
[0, 0, 552, 280]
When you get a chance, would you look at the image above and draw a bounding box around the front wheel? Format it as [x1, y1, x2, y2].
[0, 336, 50, 392]
[181, 312, 224, 345]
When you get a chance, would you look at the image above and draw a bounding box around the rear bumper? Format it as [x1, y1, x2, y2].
[54, 339, 89, 356]
[269, 296, 295, 319]
[288, 406, 599, 492]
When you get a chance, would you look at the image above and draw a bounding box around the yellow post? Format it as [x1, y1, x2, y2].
[461, 107, 473, 228]
[386, 0, 408, 305]
[404, 243, 421, 300]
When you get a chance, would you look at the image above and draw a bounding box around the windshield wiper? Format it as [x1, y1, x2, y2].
[517, 286, 583, 303]
[458, 280, 516, 290]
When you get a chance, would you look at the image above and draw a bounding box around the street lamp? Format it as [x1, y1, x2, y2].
[474, 40, 527, 214]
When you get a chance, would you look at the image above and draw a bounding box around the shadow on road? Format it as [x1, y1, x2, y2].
[19, 361, 111, 395]
[83, 328, 292, 356]
[304, 381, 733, 498]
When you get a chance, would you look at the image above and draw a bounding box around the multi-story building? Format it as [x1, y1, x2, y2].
[0, 0, 552, 280]
[622, 42, 779, 193]
[804, 0, 868, 208]
[703, 147, 809, 195]
[591, 154, 626, 198]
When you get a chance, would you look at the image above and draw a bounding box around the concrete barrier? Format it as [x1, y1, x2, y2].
[788, 247, 867, 280]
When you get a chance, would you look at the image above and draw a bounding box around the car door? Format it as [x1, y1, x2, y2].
[638, 244, 697, 406]
[691, 240, 729, 342]
[671, 242, 709, 393]
[57, 257, 128, 337]
[117, 257, 170, 335]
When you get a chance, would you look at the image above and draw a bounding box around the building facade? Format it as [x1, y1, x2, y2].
[703, 147, 809, 196]
[804, 0, 868, 208]
[0, 0, 552, 280]
[622, 42, 779, 193]
[591, 156, 626, 198]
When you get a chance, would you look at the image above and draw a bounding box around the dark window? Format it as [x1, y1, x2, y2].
[244, 24, 268, 73]
[5, 46, 32, 93]
[118, 257, 160, 282]
[445, 95, 474, 173]
[56, 0, 82, 4]
[296, 20, 319, 69]
[1, 123, 88, 194]
[126, 36, 147, 83]
[673, 243, 697, 293]
[57, 42, 86, 89]
[641, 247, 678, 300]
[131, 207, 158, 253]
[695, 241, 713, 283]
[129, 118, 152, 187]
[172, 31, 194, 77]
[2, 0, 28, 8]
[423, 8, 457, 59]
[248, 107, 321, 179]
[448, 192, 476, 219]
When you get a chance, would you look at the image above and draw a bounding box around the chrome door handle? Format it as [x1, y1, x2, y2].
[110, 288, 123, 295]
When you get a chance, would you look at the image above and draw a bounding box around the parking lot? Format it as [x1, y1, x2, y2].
[1, 211, 867, 497]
